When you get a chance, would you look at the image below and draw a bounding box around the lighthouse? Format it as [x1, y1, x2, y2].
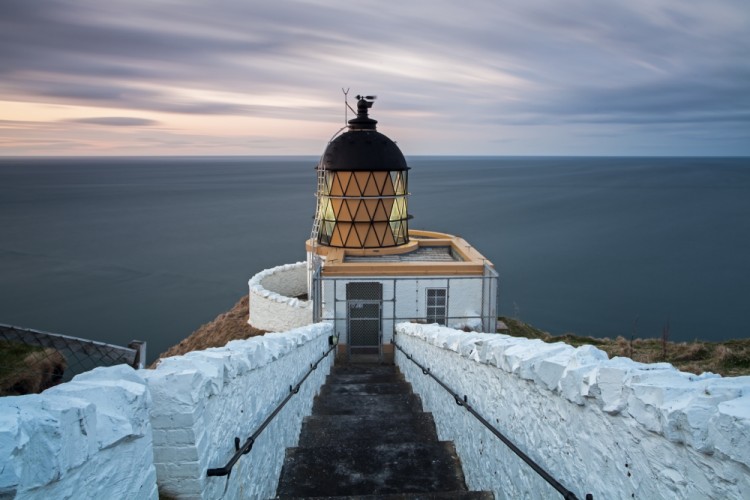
[304, 95, 499, 361]
[246, 95, 498, 362]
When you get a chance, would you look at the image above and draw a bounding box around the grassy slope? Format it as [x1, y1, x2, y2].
[149, 295, 265, 367]
[148, 299, 749, 377]
[0, 341, 42, 379]
[500, 317, 750, 377]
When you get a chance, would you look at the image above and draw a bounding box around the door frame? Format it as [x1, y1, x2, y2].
[345, 282, 383, 361]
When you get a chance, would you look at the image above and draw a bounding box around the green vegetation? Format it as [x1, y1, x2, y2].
[499, 317, 750, 377]
[0, 340, 67, 396]
[0, 340, 43, 379]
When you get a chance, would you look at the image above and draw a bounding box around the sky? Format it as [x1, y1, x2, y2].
[1, 0, 748, 156]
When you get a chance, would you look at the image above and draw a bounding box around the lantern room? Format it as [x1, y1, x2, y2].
[315, 96, 411, 249]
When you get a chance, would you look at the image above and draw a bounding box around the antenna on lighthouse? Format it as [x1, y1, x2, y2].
[342, 88, 356, 125]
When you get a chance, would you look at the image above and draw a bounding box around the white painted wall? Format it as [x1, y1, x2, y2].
[395, 323, 750, 500]
[0, 365, 158, 500]
[321, 275, 487, 345]
[248, 262, 313, 331]
[142, 322, 334, 499]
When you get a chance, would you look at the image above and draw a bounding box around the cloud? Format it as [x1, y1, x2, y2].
[0, 0, 748, 155]
[66, 117, 159, 127]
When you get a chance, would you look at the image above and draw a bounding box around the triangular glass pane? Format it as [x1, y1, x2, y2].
[364, 199, 379, 220]
[373, 199, 388, 220]
[324, 172, 334, 195]
[364, 225, 380, 247]
[353, 200, 370, 222]
[381, 172, 395, 196]
[330, 198, 344, 219]
[343, 199, 358, 221]
[337, 171, 353, 196]
[383, 224, 396, 246]
[330, 172, 345, 196]
[371, 172, 388, 195]
[398, 198, 408, 219]
[397, 222, 408, 243]
[354, 223, 370, 248]
[390, 198, 402, 220]
[323, 198, 335, 220]
[331, 224, 344, 246]
[393, 172, 405, 195]
[390, 221, 400, 237]
[382, 198, 395, 220]
[353, 172, 370, 196]
[363, 172, 380, 196]
[339, 222, 354, 247]
[373, 222, 388, 245]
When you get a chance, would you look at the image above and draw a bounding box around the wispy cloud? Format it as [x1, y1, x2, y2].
[66, 117, 159, 127]
[0, 0, 748, 155]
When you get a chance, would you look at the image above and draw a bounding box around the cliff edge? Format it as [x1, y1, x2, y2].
[150, 296, 265, 367]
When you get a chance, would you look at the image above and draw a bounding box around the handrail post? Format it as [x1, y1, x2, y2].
[128, 340, 147, 369]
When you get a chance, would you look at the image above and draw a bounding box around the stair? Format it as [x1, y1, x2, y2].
[275, 363, 493, 499]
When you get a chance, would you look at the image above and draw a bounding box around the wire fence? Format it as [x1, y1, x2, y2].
[0, 324, 146, 396]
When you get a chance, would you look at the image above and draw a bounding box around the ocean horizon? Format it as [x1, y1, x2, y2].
[1, 155, 748, 362]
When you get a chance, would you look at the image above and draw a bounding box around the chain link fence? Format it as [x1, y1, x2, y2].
[0, 324, 145, 396]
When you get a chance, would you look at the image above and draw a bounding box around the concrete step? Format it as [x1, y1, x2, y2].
[311, 392, 423, 415]
[320, 381, 413, 396]
[277, 491, 495, 499]
[332, 363, 398, 375]
[298, 413, 439, 447]
[328, 364, 404, 385]
[276, 441, 468, 497]
[276, 362, 493, 499]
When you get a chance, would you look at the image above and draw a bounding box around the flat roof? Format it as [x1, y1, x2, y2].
[344, 245, 461, 263]
[307, 229, 493, 277]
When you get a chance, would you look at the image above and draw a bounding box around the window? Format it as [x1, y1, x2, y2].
[426, 288, 447, 325]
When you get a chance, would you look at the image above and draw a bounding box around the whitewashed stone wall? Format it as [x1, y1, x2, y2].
[0, 365, 157, 500]
[395, 323, 750, 500]
[142, 322, 333, 499]
[248, 262, 313, 331]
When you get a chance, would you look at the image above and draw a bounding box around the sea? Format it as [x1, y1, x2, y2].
[1, 156, 748, 363]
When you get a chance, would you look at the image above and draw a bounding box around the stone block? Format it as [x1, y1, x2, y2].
[535, 347, 576, 392]
[46, 378, 150, 448]
[709, 396, 750, 468]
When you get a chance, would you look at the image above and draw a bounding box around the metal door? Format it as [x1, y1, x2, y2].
[346, 282, 382, 359]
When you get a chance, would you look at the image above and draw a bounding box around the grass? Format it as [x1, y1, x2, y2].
[499, 317, 750, 377]
[0, 340, 44, 379]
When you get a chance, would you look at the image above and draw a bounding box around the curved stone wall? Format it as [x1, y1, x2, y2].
[248, 262, 313, 331]
[395, 322, 750, 499]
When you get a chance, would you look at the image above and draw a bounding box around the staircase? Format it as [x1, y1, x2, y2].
[275, 363, 493, 499]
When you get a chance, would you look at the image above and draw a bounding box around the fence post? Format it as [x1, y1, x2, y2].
[128, 340, 147, 369]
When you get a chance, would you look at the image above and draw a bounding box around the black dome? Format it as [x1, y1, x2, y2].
[321, 130, 408, 172]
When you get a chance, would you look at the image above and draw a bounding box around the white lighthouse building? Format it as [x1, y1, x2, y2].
[249, 96, 498, 361]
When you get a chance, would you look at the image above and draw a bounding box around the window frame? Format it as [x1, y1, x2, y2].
[425, 287, 447, 325]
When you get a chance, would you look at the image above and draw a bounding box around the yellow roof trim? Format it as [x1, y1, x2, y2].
[307, 229, 493, 277]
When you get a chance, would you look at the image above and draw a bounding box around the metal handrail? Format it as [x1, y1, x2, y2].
[392, 337, 592, 500]
[206, 340, 337, 477]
